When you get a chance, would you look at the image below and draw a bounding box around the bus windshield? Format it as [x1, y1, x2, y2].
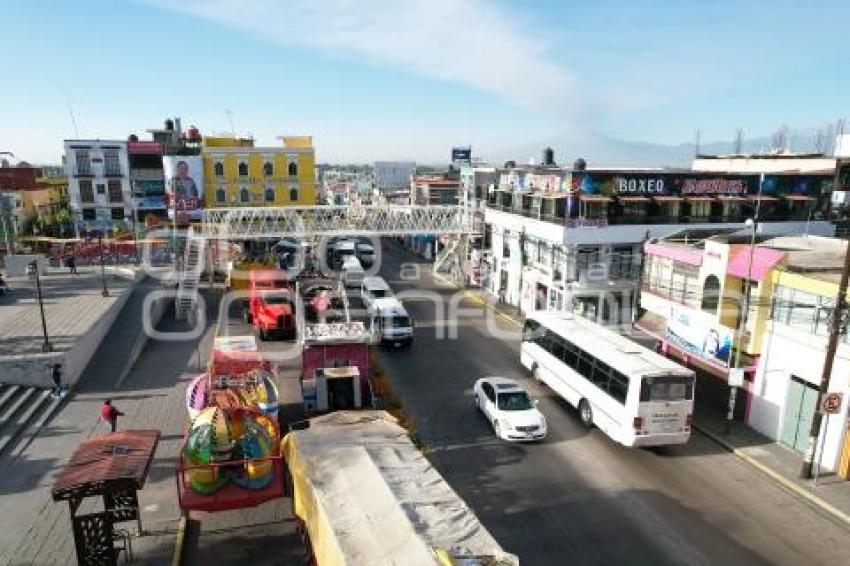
[640, 375, 694, 402]
[497, 391, 534, 411]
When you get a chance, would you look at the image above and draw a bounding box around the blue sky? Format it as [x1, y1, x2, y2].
[2, 0, 849, 164]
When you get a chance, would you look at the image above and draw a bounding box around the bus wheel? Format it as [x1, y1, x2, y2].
[579, 400, 593, 428]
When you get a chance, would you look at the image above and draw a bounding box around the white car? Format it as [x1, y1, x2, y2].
[473, 377, 547, 441]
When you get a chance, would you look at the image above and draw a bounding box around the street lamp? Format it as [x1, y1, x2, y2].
[98, 233, 109, 297]
[29, 260, 52, 352]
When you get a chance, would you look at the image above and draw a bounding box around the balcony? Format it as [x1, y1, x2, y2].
[103, 169, 124, 178]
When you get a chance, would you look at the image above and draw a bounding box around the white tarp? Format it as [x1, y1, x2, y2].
[283, 411, 518, 566]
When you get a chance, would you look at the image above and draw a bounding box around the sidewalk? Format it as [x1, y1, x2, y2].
[693, 407, 850, 525]
[0, 287, 213, 565]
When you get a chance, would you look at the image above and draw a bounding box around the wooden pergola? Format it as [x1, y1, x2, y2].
[52, 430, 160, 566]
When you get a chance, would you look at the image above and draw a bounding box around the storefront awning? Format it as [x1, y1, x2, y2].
[784, 195, 816, 201]
[726, 247, 785, 281]
[749, 195, 779, 202]
[579, 195, 611, 202]
[654, 196, 684, 201]
[684, 196, 715, 201]
[717, 195, 747, 201]
[618, 196, 650, 202]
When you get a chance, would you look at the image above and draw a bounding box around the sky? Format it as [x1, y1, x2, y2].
[2, 0, 849, 164]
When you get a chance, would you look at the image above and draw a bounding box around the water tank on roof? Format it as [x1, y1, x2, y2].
[128, 134, 139, 142]
[542, 147, 555, 166]
[504, 160, 516, 169]
[164, 118, 174, 130]
[573, 158, 587, 171]
[185, 126, 201, 142]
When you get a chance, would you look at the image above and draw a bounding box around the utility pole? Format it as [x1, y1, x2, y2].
[800, 167, 850, 479]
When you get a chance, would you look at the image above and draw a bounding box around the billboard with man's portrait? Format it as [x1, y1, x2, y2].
[163, 155, 204, 221]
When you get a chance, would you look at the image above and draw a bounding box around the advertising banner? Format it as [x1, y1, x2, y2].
[665, 305, 734, 367]
[135, 196, 167, 210]
[163, 155, 203, 221]
[570, 171, 760, 198]
[451, 147, 472, 164]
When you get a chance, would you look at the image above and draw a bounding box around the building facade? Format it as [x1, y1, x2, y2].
[63, 140, 132, 234]
[477, 165, 835, 326]
[127, 140, 167, 223]
[202, 136, 316, 207]
[374, 161, 415, 192]
[638, 234, 850, 473]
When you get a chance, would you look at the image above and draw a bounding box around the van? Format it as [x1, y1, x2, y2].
[341, 255, 365, 287]
[356, 242, 376, 268]
[370, 297, 413, 348]
[360, 276, 392, 309]
[331, 240, 357, 268]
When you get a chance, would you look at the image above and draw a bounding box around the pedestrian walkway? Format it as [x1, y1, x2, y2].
[694, 407, 850, 525]
[0, 286, 208, 565]
[0, 270, 133, 357]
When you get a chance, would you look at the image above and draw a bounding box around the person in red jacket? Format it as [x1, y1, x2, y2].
[100, 399, 124, 433]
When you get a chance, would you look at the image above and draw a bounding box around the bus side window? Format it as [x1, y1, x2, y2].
[590, 361, 611, 389]
[549, 333, 566, 359]
[563, 342, 578, 368]
[608, 372, 629, 404]
[523, 320, 540, 342]
[576, 351, 593, 376]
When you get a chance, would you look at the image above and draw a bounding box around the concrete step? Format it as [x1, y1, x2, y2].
[0, 387, 39, 431]
[0, 385, 22, 414]
[0, 389, 53, 455]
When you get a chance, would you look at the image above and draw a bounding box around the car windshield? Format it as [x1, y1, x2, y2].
[263, 295, 292, 305]
[497, 391, 534, 411]
[384, 315, 410, 328]
[640, 375, 694, 402]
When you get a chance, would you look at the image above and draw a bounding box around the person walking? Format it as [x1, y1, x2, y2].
[100, 399, 124, 433]
[67, 253, 77, 275]
[51, 363, 63, 397]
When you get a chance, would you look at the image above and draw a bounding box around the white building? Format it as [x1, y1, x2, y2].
[693, 154, 836, 174]
[476, 165, 835, 325]
[374, 161, 415, 191]
[64, 140, 132, 234]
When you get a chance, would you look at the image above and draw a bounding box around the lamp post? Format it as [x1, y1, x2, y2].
[726, 172, 765, 434]
[98, 234, 109, 297]
[30, 260, 52, 352]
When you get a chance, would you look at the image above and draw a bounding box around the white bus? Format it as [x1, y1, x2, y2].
[520, 312, 695, 447]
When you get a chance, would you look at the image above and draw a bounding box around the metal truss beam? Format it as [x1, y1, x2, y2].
[200, 205, 474, 239]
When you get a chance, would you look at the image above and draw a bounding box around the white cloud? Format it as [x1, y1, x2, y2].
[147, 0, 578, 117]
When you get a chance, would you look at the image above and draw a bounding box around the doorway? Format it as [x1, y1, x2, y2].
[780, 375, 819, 453]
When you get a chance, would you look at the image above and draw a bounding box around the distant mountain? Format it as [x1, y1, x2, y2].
[501, 127, 839, 169]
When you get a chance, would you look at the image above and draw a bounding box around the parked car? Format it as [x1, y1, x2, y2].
[356, 242, 376, 268]
[473, 376, 547, 441]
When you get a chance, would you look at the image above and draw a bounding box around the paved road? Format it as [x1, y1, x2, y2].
[374, 244, 850, 565]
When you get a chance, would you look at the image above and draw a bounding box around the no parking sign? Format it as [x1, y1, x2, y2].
[822, 392, 843, 414]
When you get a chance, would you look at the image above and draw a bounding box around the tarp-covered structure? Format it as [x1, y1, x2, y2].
[282, 411, 518, 566]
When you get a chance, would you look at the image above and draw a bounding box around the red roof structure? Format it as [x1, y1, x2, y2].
[726, 247, 785, 282]
[52, 430, 160, 501]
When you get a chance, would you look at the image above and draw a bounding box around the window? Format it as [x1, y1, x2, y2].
[216, 188, 226, 203]
[265, 187, 275, 202]
[75, 151, 91, 176]
[289, 187, 299, 201]
[111, 207, 124, 220]
[640, 375, 694, 402]
[576, 351, 593, 376]
[563, 342, 579, 368]
[82, 208, 96, 220]
[288, 161, 298, 177]
[482, 383, 495, 402]
[263, 162, 274, 177]
[590, 360, 611, 389]
[103, 150, 121, 176]
[701, 275, 721, 314]
[502, 231, 510, 258]
[240, 187, 250, 203]
[96, 183, 106, 195]
[690, 200, 710, 218]
[547, 331, 566, 359]
[608, 372, 629, 404]
[238, 161, 249, 177]
[107, 180, 123, 203]
[214, 161, 224, 177]
[522, 319, 541, 342]
[79, 180, 94, 203]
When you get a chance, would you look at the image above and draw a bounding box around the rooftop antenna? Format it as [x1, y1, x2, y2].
[734, 128, 744, 154]
[67, 98, 80, 138]
[694, 129, 701, 156]
[225, 109, 236, 136]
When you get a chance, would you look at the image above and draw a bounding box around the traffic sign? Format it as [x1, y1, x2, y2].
[823, 392, 843, 414]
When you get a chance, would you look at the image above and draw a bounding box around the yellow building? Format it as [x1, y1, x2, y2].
[201, 136, 316, 207]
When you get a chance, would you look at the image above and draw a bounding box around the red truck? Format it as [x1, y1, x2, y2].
[243, 269, 296, 340]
